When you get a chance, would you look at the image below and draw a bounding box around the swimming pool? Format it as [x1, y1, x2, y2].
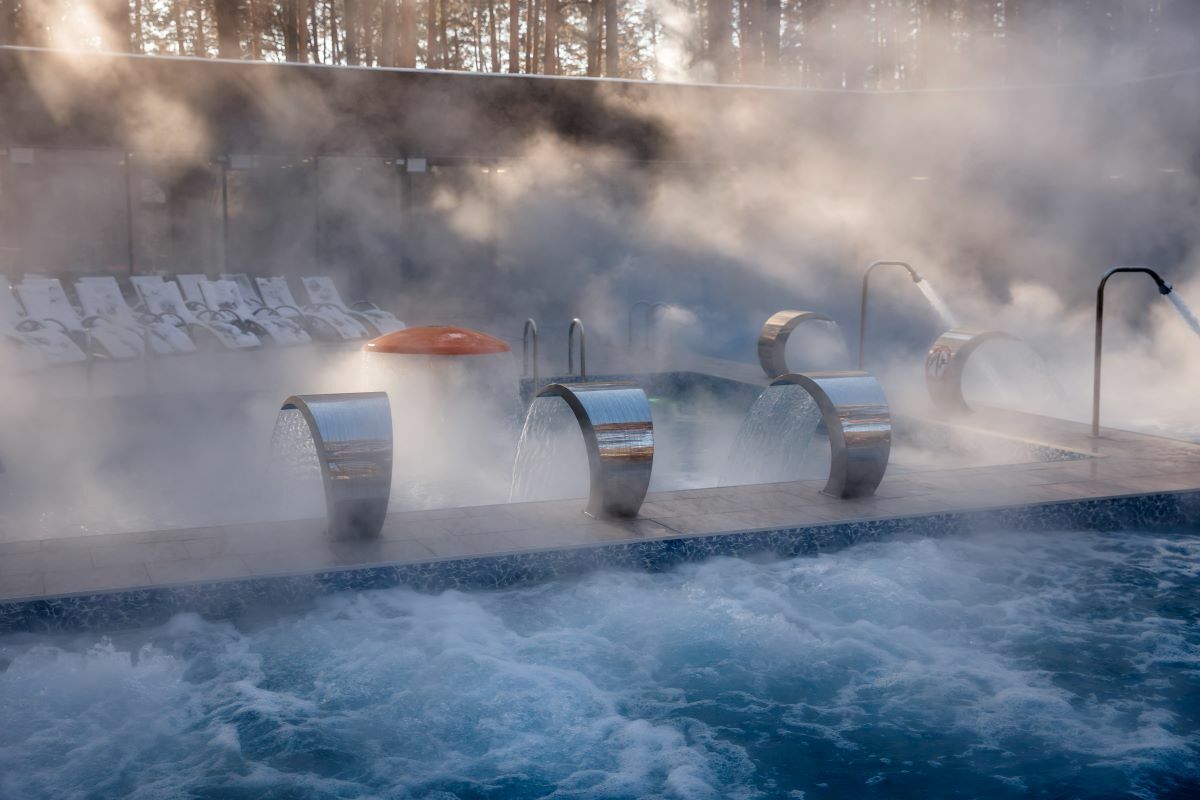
[1, 529, 1195, 799]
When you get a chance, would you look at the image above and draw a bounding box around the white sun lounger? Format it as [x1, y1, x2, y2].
[256, 276, 369, 340]
[0, 284, 88, 366]
[301, 276, 406, 336]
[199, 279, 311, 346]
[221, 274, 267, 310]
[130, 276, 260, 350]
[15, 278, 143, 360]
[75, 277, 197, 355]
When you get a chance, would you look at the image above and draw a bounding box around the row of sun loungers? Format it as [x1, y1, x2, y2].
[1, 273, 406, 368]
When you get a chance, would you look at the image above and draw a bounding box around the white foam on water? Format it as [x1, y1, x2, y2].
[0, 530, 1197, 799]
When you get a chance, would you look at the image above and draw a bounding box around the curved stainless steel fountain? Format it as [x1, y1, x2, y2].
[534, 381, 653, 517]
[280, 392, 393, 539]
[757, 310, 840, 378]
[770, 371, 891, 498]
[925, 329, 1018, 413]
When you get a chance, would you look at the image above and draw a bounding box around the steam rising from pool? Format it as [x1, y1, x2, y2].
[1, 530, 1196, 798]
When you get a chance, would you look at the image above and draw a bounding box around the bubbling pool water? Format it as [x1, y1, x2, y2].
[0, 530, 1197, 799]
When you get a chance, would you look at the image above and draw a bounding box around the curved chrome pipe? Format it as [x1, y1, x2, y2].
[522, 318, 539, 385]
[568, 318, 587, 378]
[770, 371, 891, 498]
[858, 260, 923, 370]
[280, 392, 393, 539]
[1093, 267, 1172, 437]
[535, 381, 654, 517]
[925, 329, 1018, 413]
[757, 310, 838, 378]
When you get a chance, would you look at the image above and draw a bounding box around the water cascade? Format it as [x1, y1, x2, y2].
[721, 384, 824, 485]
[725, 371, 892, 498]
[511, 382, 654, 517]
[273, 392, 393, 539]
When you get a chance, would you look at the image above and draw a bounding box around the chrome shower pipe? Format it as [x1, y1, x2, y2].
[770, 371, 892, 498]
[924, 329, 1018, 414]
[522, 318, 539, 385]
[568, 317, 587, 378]
[858, 260, 923, 370]
[279, 392, 393, 539]
[535, 381, 654, 517]
[1092, 267, 1172, 438]
[757, 310, 838, 379]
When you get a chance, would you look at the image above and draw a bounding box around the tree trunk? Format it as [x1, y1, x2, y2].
[195, 2, 208, 57]
[133, 0, 144, 52]
[330, 0, 341, 62]
[488, 0, 500, 71]
[586, 0, 600, 76]
[474, 1, 484, 69]
[761, 0, 779, 76]
[427, 0, 439, 66]
[604, 0, 617, 76]
[172, 1, 187, 54]
[399, 0, 417, 65]
[212, 0, 240, 59]
[299, 0, 311, 61]
[344, 0, 360, 63]
[526, 0, 539, 72]
[362, 0, 375, 65]
[508, 0, 519, 71]
[310, 0, 322, 61]
[284, 0, 301, 61]
[438, 0, 449, 67]
[708, 0, 731, 81]
[380, 0, 398, 65]
[248, 0, 260, 59]
[542, 0, 556, 74]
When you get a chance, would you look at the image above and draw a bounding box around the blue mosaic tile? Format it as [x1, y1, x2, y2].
[2, 490, 1198, 635]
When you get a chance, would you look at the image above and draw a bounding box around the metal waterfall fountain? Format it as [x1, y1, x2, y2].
[756, 310, 851, 378]
[725, 371, 892, 498]
[271, 392, 393, 539]
[511, 382, 654, 517]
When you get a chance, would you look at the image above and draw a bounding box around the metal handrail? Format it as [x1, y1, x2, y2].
[858, 260, 923, 370]
[568, 317, 586, 377]
[522, 318, 539, 384]
[1092, 266, 1172, 437]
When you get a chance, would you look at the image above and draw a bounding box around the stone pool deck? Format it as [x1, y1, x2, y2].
[2, 405, 1200, 632]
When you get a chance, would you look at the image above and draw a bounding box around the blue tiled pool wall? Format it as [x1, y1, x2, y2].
[3, 489, 1198, 635]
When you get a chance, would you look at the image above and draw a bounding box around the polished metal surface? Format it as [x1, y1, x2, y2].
[535, 381, 654, 517]
[280, 392, 393, 539]
[925, 329, 1017, 413]
[757, 310, 838, 378]
[1093, 266, 1173, 437]
[568, 318, 587, 378]
[522, 318, 539, 384]
[858, 260, 923, 369]
[770, 371, 891, 498]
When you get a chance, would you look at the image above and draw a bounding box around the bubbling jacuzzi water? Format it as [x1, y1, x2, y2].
[1, 530, 1197, 799]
